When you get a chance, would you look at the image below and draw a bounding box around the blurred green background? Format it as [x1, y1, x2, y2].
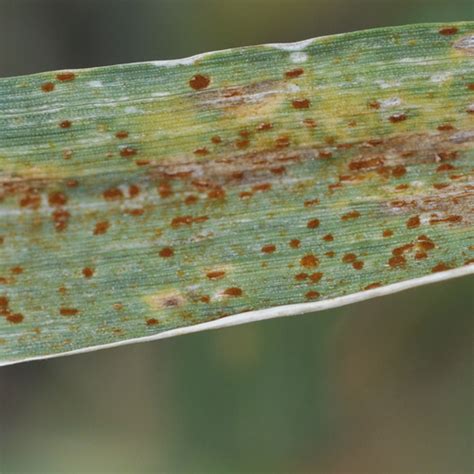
[0, 1, 473, 473]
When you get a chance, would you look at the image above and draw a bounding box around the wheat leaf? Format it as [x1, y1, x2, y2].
[1, 22, 473, 366]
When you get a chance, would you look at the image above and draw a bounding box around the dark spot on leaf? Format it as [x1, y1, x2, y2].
[437, 163, 455, 172]
[292, 99, 310, 109]
[159, 247, 174, 258]
[52, 209, 70, 232]
[392, 165, 407, 178]
[318, 150, 332, 159]
[295, 273, 308, 281]
[234, 139, 249, 149]
[224, 287, 243, 297]
[349, 157, 384, 171]
[342, 253, 357, 263]
[158, 182, 173, 198]
[82, 267, 94, 278]
[270, 166, 286, 175]
[103, 188, 124, 200]
[303, 118, 317, 128]
[341, 210, 360, 220]
[365, 282, 382, 290]
[256, 122, 273, 132]
[275, 135, 290, 148]
[407, 216, 420, 229]
[309, 272, 323, 283]
[285, 68, 304, 79]
[94, 221, 110, 235]
[41, 82, 55, 92]
[189, 74, 210, 90]
[437, 124, 455, 132]
[429, 215, 462, 225]
[389, 255, 406, 268]
[304, 199, 320, 207]
[389, 113, 407, 123]
[300, 254, 319, 268]
[129, 184, 141, 198]
[432, 263, 451, 272]
[184, 195, 198, 205]
[120, 146, 137, 158]
[60, 308, 79, 316]
[439, 26, 459, 35]
[7, 313, 24, 324]
[305, 290, 320, 300]
[290, 239, 301, 249]
[171, 215, 208, 228]
[368, 100, 381, 109]
[208, 187, 226, 199]
[194, 147, 209, 156]
[48, 192, 68, 207]
[307, 219, 320, 229]
[207, 271, 225, 279]
[56, 72, 76, 81]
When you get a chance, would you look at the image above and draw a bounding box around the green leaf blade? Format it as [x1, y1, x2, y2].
[1, 22, 473, 365]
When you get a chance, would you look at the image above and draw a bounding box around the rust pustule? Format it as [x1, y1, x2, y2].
[56, 72, 76, 81]
[82, 267, 94, 278]
[94, 221, 110, 235]
[194, 147, 209, 156]
[305, 290, 320, 300]
[389, 113, 407, 123]
[60, 308, 79, 316]
[206, 271, 225, 279]
[159, 247, 174, 258]
[289, 239, 301, 249]
[48, 192, 68, 207]
[432, 263, 452, 272]
[307, 219, 320, 229]
[309, 272, 323, 283]
[300, 254, 319, 268]
[285, 68, 304, 79]
[261, 244, 276, 254]
[342, 253, 357, 263]
[59, 120, 72, 129]
[292, 99, 311, 109]
[41, 82, 55, 92]
[365, 282, 382, 290]
[389, 255, 406, 268]
[120, 146, 138, 158]
[439, 26, 459, 35]
[407, 216, 421, 229]
[224, 287, 243, 297]
[52, 209, 70, 232]
[189, 74, 210, 90]
[341, 211, 360, 221]
[103, 188, 124, 200]
[257, 122, 273, 132]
